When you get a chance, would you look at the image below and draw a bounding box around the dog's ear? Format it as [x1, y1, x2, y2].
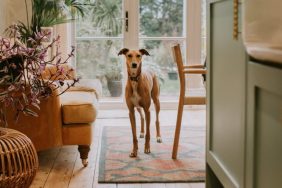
[139, 49, 150, 56]
[118, 48, 129, 56]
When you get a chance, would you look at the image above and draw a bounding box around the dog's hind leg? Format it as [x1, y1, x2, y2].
[152, 78, 162, 143]
[137, 107, 145, 138]
[129, 109, 138, 157]
[153, 97, 162, 143]
[144, 108, 151, 154]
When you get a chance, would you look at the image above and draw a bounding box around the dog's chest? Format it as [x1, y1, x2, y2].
[130, 82, 141, 107]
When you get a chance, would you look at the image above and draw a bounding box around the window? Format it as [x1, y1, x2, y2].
[74, 0, 203, 109]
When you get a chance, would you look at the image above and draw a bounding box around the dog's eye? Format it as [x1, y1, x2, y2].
[136, 54, 141, 58]
[128, 54, 132, 58]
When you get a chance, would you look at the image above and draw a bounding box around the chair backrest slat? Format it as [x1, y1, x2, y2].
[172, 44, 185, 93]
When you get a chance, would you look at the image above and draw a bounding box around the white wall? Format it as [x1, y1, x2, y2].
[0, 0, 8, 34]
[0, 0, 70, 60]
[0, 0, 32, 35]
[186, 0, 203, 88]
[54, 23, 73, 61]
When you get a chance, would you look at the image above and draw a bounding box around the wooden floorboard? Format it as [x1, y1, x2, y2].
[189, 183, 205, 188]
[30, 147, 61, 188]
[30, 109, 206, 188]
[43, 146, 78, 188]
[68, 145, 95, 188]
[117, 184, 142, 188]
[165, 183, 191, 188]
[141, 184, 166, 188]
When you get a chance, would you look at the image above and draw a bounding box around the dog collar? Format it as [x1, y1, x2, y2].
[129, 76, 140, 82]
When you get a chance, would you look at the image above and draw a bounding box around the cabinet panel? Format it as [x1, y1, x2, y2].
[246, 62, 282, 188]
[255, 89, 282, 188]
[207, 0, 246, 187]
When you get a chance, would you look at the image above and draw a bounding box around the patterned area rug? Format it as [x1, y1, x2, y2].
[98, 125, 205, 183]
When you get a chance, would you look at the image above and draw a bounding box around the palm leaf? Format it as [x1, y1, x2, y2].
[17, 0, 88, 43]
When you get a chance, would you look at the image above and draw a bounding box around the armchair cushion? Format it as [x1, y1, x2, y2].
[61, 91, 98, 124]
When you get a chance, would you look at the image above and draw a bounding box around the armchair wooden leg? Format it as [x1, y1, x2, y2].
[172, 103, 184, 159]
[78, 145, 90, 167]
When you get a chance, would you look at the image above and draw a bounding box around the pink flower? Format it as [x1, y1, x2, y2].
[39, 52, 46, 60]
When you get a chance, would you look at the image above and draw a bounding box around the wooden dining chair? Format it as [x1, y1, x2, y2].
[171, 44, 207, 159]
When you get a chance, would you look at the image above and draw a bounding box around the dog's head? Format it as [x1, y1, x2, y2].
[118, 48, 150, 77]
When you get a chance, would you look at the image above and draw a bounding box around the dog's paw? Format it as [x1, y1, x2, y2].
[144, 148, 151, 154]
[129, 151, 138, 158]
[157, 137, 162, 143]
[139, 133, 144, 138]
[144, 143, 151, 154]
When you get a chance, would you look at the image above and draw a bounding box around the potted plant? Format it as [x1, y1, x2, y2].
[0, 0, 88, 123]
[0, 25, 78, 127]
[167, 67, 178, 80]
[18, 0, 88, 44]
[105, 58, 123, 97]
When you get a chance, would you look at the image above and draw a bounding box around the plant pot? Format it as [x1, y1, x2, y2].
[0, 128, 38, 188]
[107, 80, 122, 97]
[168, 71, 178, 80]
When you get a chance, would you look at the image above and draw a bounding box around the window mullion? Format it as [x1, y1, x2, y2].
[186, 0, 201, 65]
[123, 0, 139, 49]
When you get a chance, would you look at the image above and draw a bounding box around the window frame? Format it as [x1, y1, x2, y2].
[72, 0, 202, 110]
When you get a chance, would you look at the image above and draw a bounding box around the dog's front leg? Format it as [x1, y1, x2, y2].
[137, 107, 145, 138]
[144, 109, 151, 154]
[129, 109, 138, 157]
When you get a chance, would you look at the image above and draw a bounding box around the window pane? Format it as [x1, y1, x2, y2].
[76, 0, 123, 37]
[139, 0, 184, 37]
[76, 39, 124, 97]
[139, 40, 184, 99]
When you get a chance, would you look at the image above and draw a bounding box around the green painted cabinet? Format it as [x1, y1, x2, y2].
[206, 0, 247, 187]
[206, 0, 282, 187]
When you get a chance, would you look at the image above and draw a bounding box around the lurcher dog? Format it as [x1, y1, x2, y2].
[118, 48, 162, 157]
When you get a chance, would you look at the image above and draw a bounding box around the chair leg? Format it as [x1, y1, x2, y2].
[78, 145, 90, 167]
[172, 103, 184, 159]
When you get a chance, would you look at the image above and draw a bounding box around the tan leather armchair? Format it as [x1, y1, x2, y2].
[6, 65, 101, 167]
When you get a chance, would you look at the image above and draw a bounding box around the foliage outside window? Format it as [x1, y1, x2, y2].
[76, 0, 184, 98]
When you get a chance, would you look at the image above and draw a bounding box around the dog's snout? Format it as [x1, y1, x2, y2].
[132, 63, 137, 68]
